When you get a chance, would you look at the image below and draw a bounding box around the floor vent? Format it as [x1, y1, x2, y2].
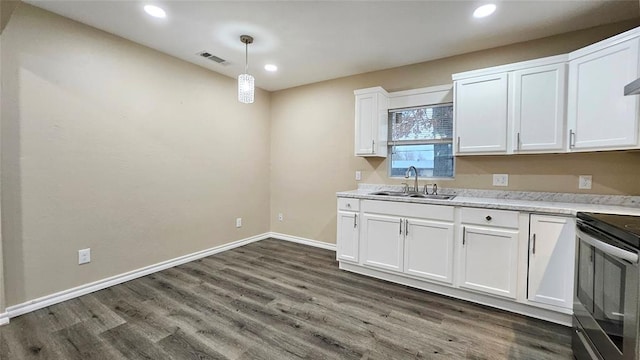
[197, 51, 228, 65]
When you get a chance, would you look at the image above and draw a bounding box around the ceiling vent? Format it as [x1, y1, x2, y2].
[197, 51, 228, 65]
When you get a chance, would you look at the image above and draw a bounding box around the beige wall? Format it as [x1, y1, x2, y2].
[0, 0, 18, 315]
[0, 1, 19, 34]
[0, 0, 13, 314]
[270, 18, 640, 244]
[1, 4, 271, 306]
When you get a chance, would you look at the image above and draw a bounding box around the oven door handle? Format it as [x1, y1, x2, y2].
[578, 229, 639, 264]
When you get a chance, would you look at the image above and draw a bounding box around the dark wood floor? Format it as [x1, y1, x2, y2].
[0, 238, 573, 359]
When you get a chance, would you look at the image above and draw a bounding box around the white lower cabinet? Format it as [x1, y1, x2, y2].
[459, 225, 519, 299]
[361, 213, 404, 272]
[336, 211, 359, 263]
[527, 214, 575, 309]
[404, 218, 455, 284]
[458, 208, 520, 299]
[336, 197, 577, 325]
[336, 198, 360, 263]
[360, 200, 455, 280]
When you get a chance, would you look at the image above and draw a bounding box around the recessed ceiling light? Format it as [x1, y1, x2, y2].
[473, 4, 496, 18]
[144, 5, 166, 19]
[264, 64, 278, 72]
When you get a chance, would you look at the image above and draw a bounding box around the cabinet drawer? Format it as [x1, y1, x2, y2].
[461, 207, 519, 228]
[338, 198, 360, 211]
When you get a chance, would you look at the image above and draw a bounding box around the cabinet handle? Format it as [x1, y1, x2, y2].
[354, 214, 358, 228]
[405, 219, 408, 236]
[399, 218, 402, 235]
[462, 226, 466, 246]
[517, 132, 521, 151]
[457, 136, 461, 152]
[532, 233, 536, 254]
[371, 140, 375, 154]
[485, 215, 492, 221]
[569, 130, 575, 148]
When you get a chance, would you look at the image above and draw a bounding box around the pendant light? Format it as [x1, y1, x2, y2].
[238, 35, 254, 104]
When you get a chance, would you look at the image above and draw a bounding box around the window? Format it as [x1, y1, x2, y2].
[388, 103, 454, 178]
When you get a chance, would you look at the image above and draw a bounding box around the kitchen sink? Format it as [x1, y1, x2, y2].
[368, 191, 409, 196]
[407, 193, 456, 200]
[368, 191, 456, 200]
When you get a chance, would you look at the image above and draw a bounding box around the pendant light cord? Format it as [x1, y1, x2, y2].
[240, 35, 253, 74]
[244, 41, 248, 74]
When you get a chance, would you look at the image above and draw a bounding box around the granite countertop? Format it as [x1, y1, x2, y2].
[337, 184, 640, 216]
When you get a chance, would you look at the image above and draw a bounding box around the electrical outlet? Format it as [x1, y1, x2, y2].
[278, 213, 284, 221]
[236, 218, 242, 228]
[78, 248, 91, 265]
[355, 171, 362, 181]
[579, 175, 592, 190]
[492, 174, 509, 187]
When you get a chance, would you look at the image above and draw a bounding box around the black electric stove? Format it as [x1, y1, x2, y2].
[574, 212, 640, 360]
[577, 212, 640, 250]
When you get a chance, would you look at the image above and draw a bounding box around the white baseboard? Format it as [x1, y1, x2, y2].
[4, 233, 271, 322]
[0, 313, 8, 325]
[268, 232, 336, 251]
[1, 232, 333, 325]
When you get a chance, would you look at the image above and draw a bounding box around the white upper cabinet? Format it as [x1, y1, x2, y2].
[567, 34, 640, 151]
[511, 63, 566, 152]
[453, 55, 568, 155]
[354, 87, 389, 157]
[454, 73, 509, 154]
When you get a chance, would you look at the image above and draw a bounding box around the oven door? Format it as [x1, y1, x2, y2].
[575, 222, 639, 360]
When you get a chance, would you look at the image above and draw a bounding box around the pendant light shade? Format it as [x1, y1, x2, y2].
[238, 35, 254, 104]
[238, 73, 254, 104]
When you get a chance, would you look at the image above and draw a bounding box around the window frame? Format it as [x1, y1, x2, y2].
[387, 102, 455, 180]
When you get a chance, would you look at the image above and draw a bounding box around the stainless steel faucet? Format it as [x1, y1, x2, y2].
[422, 183, 438, 195]
[404, 166, 419, 192]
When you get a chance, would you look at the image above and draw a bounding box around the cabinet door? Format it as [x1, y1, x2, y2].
[354, 89, 387, 157]
[567, 38, 640, 150]
[404, 218, 454, 284]
[336, 211, 359, 263]
[459, 225, 519, 299]
[355, 92, 377, 155]
[512, 64, 566, 152]
[361, 213, 403, 272]
[454, 73, 508, 154]
[527, 215, 575, 309]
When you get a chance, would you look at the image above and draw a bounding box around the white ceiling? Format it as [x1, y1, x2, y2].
[25, 0, 640, 91]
